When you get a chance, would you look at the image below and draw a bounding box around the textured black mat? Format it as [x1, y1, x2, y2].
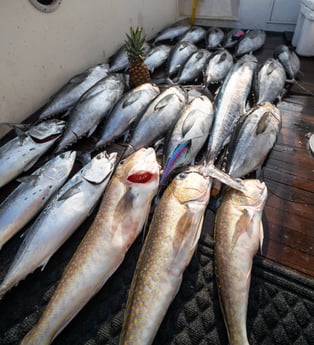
[0, 218, 313, 345]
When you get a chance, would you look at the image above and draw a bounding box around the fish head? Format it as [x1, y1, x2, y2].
[81, 151, 117, 184]
[43, 150, 77, 180]
[116, 147, 160, 193]
[28, 119, 66, 143]
[226, 179, 268, 211]
[170, 167, 211, 206]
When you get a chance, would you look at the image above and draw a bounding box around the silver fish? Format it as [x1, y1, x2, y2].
[108, 43, 151, 73]
[38, 64, 110, 120]
[273, 44, 300, 80]
[167, 41, 198, 78]
[254, 58, 286, 104]
[0, 151, 76, 251]
[223, 28, 245, 48]
[20, 147, 160, 345]
[123, 86, 187, 157]
[96, 83, 160, 148]
[119, 167, 211, 345]
[56, 73, 125, 152]
[175, 49, 212, 84]
[207, 27, 224, 50]
[144, 45, 172, 73]
[204, 49, 233, 85]
[162, 95, 214, 181]
[0, 151, 116, 299]
[0, 119, 66, 188]
[235, 30, 266, 57]
[214, 179, 268, 345]
[227, 102, 281, 178]
[153, 24, 190, 44]
[179, 26, 207, 45]
[205, 58, 257, 164]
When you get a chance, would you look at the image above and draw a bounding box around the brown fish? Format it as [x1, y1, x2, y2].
[119, 167, 211, 345]
[214, 179, 268, 345]
[20, 147, 160, 345]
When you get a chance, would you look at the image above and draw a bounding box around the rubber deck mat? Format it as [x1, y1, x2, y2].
[0, 223, 313, 345]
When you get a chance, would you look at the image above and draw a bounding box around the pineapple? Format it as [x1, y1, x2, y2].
[125, 26, 151, 87]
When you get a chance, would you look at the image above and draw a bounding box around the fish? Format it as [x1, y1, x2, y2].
[95, 83, 160, 148]
[223, 28, 245, 48]
[38, 64, 110, 120]
[179, 26, 207, 45]
[162, 95, 214, 182]
[167, 41, 198, 78]
[144, 44, 172, 73]
[0, 151, 116, 299]
[175, 49, 212, 84]
[20, 147, 160, 345]
[254, 58, 286, 104]
[123, 86, 187, 158]
[56, 73, 125, 152]
[207, 27, 224, 50]
[235, 30, 266, 57]
[214, 179, 268, 345]
[273, 44, 300, 81]
[204, 49, 234, 85]
[205, 58, 257, 165]
[0, 119, 66, 188]
[108, 42, 151, 73]
[153, 24, 190, 44]
[0, 151, 76, 251]
[119, 167, 211, 345]
[227, 102, 281, 178]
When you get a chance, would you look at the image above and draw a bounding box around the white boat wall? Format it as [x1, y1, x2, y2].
[0, 0, 178, 138]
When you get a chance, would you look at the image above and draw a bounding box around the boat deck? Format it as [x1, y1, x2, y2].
[205, 32, 314, 278]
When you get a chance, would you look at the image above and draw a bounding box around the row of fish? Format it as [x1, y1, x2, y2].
[0, 22, 300, 345]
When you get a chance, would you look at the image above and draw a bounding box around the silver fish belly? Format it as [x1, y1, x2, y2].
[0, 151, 116, 298]
[0, 119, 65, 187]
[0, 151, 76, 253]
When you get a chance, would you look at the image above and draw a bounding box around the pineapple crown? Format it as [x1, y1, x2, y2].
[125, 26, 146, 64]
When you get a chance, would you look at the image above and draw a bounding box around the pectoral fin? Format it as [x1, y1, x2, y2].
[231, 209, 254, 249]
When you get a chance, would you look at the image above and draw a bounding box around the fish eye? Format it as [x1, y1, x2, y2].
[177, 172, 187, 179]
[119, 159, 125, 165]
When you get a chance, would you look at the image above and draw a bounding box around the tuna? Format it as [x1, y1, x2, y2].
[162, 95, 214, 182]
[207, 27, 224, 50]
[254, 58, 286, 104]
[20, 147, 160, 345]
[153, 24, 190, 44]
[235, 30, 266, 57]
[227, 102, 281, 178]
[0, 151, 76, 251]
[175, 49, 212, 84]
[214, 179, 268, 345]
[96, 83, 160, 148]
[223, 28, 245, 48]
[123, 86, 187, 158]
[0, 119, 66, 188]
[56, 73, 125, 152]
[0, 151, 116, 299]
[37, 64, 110, 120]
[273, 44, 300, 81]
[167, 41, 198, 78]
[144, 45, 172, 73]
[205, 58, 257, 165]
[119, 167, 211, 345]
[179, 26, 207, 45]
[204, 49, 234, 85]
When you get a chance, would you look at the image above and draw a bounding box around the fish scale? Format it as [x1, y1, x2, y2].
[119, 167, 211, 345]
[214, 179, 268, 345]
[20, 147, 160, 345]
